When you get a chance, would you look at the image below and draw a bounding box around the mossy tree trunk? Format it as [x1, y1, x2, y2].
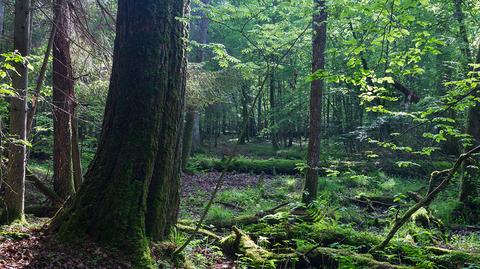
[52, 0, 188, 266]
[303, 0, 327, 204]
[52, 0, 75, 199]
[1, 0, 31, 224]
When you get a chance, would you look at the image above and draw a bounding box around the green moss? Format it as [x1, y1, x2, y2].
[188, 155, 302, 175]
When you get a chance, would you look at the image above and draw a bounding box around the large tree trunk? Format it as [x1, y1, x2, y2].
[459, 47, 480, 218]
[303, 0, 327, 204]
[52, 0, 75, 199]
[52, 0, 188, 266]
[1, 0, 31, 224]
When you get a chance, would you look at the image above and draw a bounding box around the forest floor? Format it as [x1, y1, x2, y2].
[2, 141, 480, 268]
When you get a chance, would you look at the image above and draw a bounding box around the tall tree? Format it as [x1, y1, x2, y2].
[303, 0, 327, 204]
[1, 0, 31, 224]
[51, 0, 188, 266]
[456, 0, 480, 217]
[182, 0, 210, 170]
[52, 0, 75, 199]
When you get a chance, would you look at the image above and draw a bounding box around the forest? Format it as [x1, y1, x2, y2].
[0, 0, 479, 268]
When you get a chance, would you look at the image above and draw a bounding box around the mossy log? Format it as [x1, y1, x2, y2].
[300, 247, 411, 269]
[176, 224, 221, 241]
[425, 246, 480, 268]
[220, 227, 295, 266]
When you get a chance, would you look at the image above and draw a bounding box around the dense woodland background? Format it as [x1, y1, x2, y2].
[0, 0, 479, 268]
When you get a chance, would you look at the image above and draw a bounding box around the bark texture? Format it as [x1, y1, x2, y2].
[1, 0, 31, 224]
[303, 0, 327, 204]
[53, 0, 188, 266]
[52, 0, 75, 199]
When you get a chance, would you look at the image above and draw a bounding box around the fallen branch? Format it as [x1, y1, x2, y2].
[215, 201, 245, 211]
[210, 202, 290, 228]
[176, 224, 221, 241]
[406, 191, 423, 203]
[25, 205, 59, 218]
[25, 167, 63, 207]
[348, 195, 397, 209]
[370, 145, 480, 253]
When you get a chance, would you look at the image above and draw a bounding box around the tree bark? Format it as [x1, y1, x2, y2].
[269, 71, 279, 150]
[1, 0, 31, 224]
[52, 0, 75, 199]
[181, 0, 209, 168]
[303, 0, 327, 204]
[51, 0, 188, 266]
[0, 0, 5, 39]
[459, 46, 480, 216]
[182, 109, 195, 170]
[71, 104, 83, 191]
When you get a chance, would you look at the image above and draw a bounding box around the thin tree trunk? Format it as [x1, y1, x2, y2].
[182, 109, 195, 170]
[71, 104, 82, 191]
[52, 0, 75, 199]
[27, 23, 56, 138]
[181, 0, 209, 167]
[303, 0, 327, 204]
[0, 1, 5, 39]
[269, 71, 279, 150]
[1, 0, 31, 224]
[51, 0, 188, 266]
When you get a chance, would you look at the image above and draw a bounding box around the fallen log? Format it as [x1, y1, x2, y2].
[26, 167, 64, 207]
[215, 201, 245, 211]
[300, 247, 410, 269]
[210, 202, 290, 228]
[175, 224, 221, 241]
[348, 195, 397, 210]
[25, 205, 59, 218]
[406, 191, 423, 203]
[220, 227, 295, 266]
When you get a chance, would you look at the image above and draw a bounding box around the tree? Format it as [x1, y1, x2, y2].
[51, 0, 188, 266]
[52, 0, 75, 199]
[1, 0, 31, 224]
[303, 0, 327, 204]
[456, 0, 480, 218]
[182, 0, 210, 170]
